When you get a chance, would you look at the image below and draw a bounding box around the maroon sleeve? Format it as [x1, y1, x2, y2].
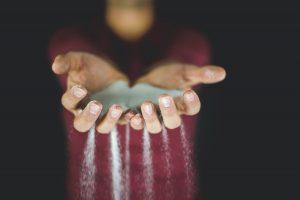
[48, 25, 105, 61]
[165, 29, 211, 67]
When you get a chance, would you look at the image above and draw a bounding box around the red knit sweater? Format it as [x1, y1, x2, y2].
[48, 18, 210, 200]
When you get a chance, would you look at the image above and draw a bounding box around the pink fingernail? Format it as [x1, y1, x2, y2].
[89, 102, 101, 114]
[143, 104, 153, 115]
[111, 106, 122, 118]
[161, 96, 172, 108]
[72, 86, 86, 98]
[185, 92, 195, 102]
[204, 69, 215, 79]
[133, 118, 142, 125]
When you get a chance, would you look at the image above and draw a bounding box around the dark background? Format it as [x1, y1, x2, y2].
[0, 0, 299, 199]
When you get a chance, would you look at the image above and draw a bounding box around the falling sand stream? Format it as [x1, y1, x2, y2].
[80, 123, 193, 200]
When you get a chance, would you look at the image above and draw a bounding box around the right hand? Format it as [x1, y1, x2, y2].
[52, 51, 129, 133]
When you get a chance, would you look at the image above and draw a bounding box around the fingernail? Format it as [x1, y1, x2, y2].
[204, 69, 215, 79]
[184, 92, 195, 102]
[111, 106, 122, 118]
[161, 96, 172, 108]
[133, 117, 142, 125]
[89, 102, 101, 114]
[72, 86, 86, 98]
[143, 104, 153, 115]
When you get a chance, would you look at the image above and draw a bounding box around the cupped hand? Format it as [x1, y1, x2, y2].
[128, 62, 226, 133]
[52, 51, 128, 133]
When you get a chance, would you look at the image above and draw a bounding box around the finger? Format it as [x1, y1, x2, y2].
[118, 110, 136, 125]
[158, 94, 182, 129]
[73, 101, 103, 132]
[124, 110, 136, 122]
[175, 90, 201, 115]
[185, 65, 226, 86]
[61, 85, 87, 114]
[141, 101, 162, 134]
[52, 54, 70, 75]
[130, 114, 144, 130]
[96, 105, 123, 134]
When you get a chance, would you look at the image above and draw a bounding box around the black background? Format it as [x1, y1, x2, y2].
[0, 0, 299, 199]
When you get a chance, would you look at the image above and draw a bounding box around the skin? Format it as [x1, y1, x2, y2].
[52, 0, 227, 134]
[52, 52, 128, 134]
[106, 0, 154, 41]
[134, 63, 226, 133]
[52, 52, 226, 134]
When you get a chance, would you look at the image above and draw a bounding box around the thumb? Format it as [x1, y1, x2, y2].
[184, 65, 226, 86]
[52, 54, 72, 75]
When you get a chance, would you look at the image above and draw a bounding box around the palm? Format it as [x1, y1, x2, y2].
[137, 63, 196, 89]
[65, 52, 127, 93]
[136, 62, 226, 89]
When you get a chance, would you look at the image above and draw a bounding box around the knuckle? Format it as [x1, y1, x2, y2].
[188, 105, 201, 115]
[96, 124, 109, 134]
[165, 122, 180, 129]
[132, 125, 141, 131]
[148, 127, 162, 134]
[73, 121, 85, 133]
[147, 122, 162, 133]
[165, 117, 181, 129]
[96, 126, 103, 133]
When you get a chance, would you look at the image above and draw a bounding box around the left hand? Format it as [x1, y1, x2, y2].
[127, 62, 226, 133]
